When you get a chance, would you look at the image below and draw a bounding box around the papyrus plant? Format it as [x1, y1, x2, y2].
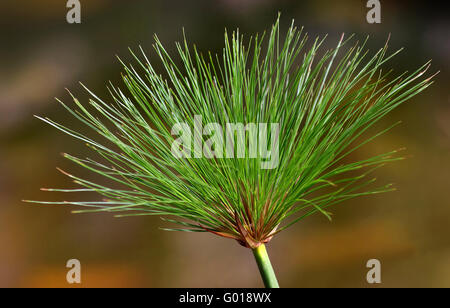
[27, 17, 434, 287]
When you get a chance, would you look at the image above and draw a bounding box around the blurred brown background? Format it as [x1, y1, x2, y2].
[0, 0, 449, 287]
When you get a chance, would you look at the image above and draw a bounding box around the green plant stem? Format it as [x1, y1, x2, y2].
[252, 244, 279, 288]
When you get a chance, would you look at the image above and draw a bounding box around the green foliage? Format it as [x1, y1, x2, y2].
[27, 17, 434, 248]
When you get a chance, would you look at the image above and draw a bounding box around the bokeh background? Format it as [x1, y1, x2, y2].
[0, 0, 449, 287]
